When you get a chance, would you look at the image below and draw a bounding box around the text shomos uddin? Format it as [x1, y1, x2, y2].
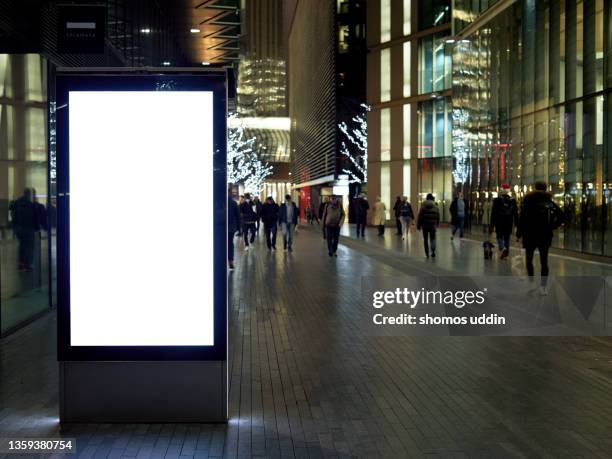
[372, 287, 487, 309]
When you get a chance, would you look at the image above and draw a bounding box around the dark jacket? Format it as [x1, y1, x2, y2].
[398, 201, 415, 219]
[279, 202, 299, 225]
[450, 198, 468, 225]
[228, 198, 241, 234]
[9, 197, 37, 232]
[417, 199, 440, 231]
[260, 202, 280, 226]
[393, 198, 402, 218]
[518, 190, 563, 243]
[490, 194, 518, 234]
[239, 200, 258, 223]
[354, 198, 369, 220]
[318, 201, 327, 219]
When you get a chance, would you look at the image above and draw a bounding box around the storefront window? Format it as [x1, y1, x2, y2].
[0, 54, 49, 335]
[419, 33, 451, 94]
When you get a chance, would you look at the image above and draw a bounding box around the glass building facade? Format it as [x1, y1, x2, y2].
[0, 54, 51, 335]
[452, 0, 609, 256]
[367, 0, 453, 221]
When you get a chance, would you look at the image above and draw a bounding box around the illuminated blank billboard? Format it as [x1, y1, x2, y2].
[68, 90, 215, 346]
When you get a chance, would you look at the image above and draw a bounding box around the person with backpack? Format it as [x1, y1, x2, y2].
[417, 193, 440, 258]
[260, 196, 280, 250]
[322, 195, 345, 257]
[490, 184, 519, 259]
[398, 196, 415, 241]
[517, 181, 564, 295]
[354, 194, 369, 237]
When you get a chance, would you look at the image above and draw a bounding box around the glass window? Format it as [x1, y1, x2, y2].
[381, 108, 391, 161]
[1, 54, 50, 335]
[403, 161, 411, 199]
[380, 48, 391, 102]
[403, 41, 411, 97]
[419, 33, 451, 94]
[381, 0, 391, 42]
[419, 0, 451, 31]
[403, 0, 411, 36]
[381, 162, 391, 219]
[403, 104, 411, 159]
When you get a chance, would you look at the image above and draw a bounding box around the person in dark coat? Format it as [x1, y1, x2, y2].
[228, 193, 241, 269]
[353, 194, 369, 237]
[279, 194, 299, 252]
[489, 184, 519, 259]
[450, 192, 468, 240]
[417, 193, 440, 258]
[9, 188, 37, 272]
[393, 196, 402, 235]
[239, 193, 258, 249]
[318, 197, 329, 239]
[517, 181, 564, 295]
[260, 196, 280, 250]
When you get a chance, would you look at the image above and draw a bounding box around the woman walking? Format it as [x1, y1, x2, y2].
[372, 197, 387, 236]
[398, 196, 414, 240]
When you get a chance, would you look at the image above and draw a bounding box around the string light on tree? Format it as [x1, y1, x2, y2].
[338, 103, 370, 184]
[227, 113, 273, 193]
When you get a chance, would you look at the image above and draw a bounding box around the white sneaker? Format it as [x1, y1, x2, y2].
[539, 286, 548, 296]
[244, 246, 249, 251]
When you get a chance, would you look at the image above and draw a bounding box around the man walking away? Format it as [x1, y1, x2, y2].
[490, 184, 519, 259]
[260, 196, 280, 250]
[399, 196, 415, 240]
[354, 194, 369, 237]
[239, 193, 258, 250]
[9, 188, 37, 272]
[517, 181, 564, 295]
[227, 192, 241, 269]
[372, 197, 387, 236]
[450, 192, 468, 240]
[393, 196, 402, 235]
[323, 195, 345, 257]
[279, 194, 299, 252]
[319, 196, 329, 239]
[417, 193, 440, 259]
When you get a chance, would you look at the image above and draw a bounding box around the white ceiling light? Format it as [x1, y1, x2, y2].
[190, 28, 200, 33]
[162, 61, 171, 66]
[201, 61, 210, 66]
[140, 28, 151, 34]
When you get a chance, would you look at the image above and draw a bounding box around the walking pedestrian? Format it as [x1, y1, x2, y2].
[393, 196, 402, 235]
[372, 197, 386, 236]
[9, 188, 37, 272]
[239, 193, 258, 250]
[398, 196, 414, 240]
[319, 196, 329, 239]
[490, 184, 518, 259]
[227, 192, 241, 269]
[450, 192, 468, 240]
[322, 195, 345, 257]
[354, 193, 369, 237]
[279, 194, 299, 252]
[310, 203, 320, 225]
[517, 181, 564, 295]
[260, 196, 280, 250]
[417, 193, 440, 258]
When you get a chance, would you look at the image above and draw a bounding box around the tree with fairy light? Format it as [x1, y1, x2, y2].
[227, 113, 273, 194]
[339, 103, 370, 185]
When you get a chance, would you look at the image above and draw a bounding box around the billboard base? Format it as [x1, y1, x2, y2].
[59, 361, 227, 423]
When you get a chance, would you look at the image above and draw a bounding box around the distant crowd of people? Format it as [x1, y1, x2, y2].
[228, 181, 564, 294]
